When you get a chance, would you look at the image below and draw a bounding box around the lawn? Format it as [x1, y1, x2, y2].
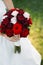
[12, 0, 43, 64]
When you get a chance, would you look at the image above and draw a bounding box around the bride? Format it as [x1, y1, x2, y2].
[0, 0, 41, 65]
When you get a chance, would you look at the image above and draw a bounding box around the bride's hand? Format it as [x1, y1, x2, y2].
[0, 32, 1, 35]
[2, 34, 20, 42]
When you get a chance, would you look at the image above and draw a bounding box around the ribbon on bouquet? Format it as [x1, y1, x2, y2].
[14, 40, 21, 53]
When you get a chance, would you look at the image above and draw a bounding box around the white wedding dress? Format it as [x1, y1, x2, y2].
[0, 0, 41, 65]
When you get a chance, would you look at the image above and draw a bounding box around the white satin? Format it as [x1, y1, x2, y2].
[0, 0, 41, 65]
[0, 36, 41, 65]
[0, 0, 6, 22]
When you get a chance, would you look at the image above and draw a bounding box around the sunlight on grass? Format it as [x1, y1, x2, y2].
[28, 17, 43, 59]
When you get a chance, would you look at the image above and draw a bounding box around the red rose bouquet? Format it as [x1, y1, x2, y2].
[0, 8, 32, 53]
[1, 8, 32, 37]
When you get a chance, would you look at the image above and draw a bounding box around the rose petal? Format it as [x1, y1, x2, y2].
[2, 15, 8, 20]
[23, 12, 30, 19]
[20, 28, 29, 37]
[11, 11, 18, 16]
[13, 23, 22, 35]
[11, 17, 17, 24]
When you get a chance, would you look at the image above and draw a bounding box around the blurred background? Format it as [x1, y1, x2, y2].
[12, 0, 43, 65]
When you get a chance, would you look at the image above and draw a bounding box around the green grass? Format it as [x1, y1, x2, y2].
[12, 0, 43, 63]
[41, 60, 43, 65]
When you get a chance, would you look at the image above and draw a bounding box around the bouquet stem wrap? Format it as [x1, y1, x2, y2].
[14, 40, 21, 53]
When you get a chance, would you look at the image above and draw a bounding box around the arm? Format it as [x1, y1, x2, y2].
[3, 34, 20, 42]
[4, 0, 14, 10]
[0, 0, 14, 35]
[0, 0, 20, 42]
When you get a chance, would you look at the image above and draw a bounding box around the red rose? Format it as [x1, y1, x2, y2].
[6, 23, 13, 29]
[1, 23, 6, 33]
[1, 25, 6, 33]
[1, 28, 6, 33]
[17, 14, 24, 22]
[13, 23, 22, 35]
[5, 9, 15, 15]
[5, 29, 13, 37]
[18, 9, 24, 14]
[18, 18, 28, 28]
[4, 9, 14, 19]
[27, 18, 32, 25]
[23, 18, 28, 28]
[2, 17, 10, 26]
[1, 17, 9, 33]
[0, 25, 1, 32]
[20, 28, 29, 37]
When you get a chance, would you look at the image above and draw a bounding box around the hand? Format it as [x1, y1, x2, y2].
[2, 34, 20, 42]
[0, 32, 2, 36]
[0, 32, 1, 35]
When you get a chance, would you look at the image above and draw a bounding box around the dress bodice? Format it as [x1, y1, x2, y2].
[0, 0, 6, 10]
[0, 0, 6, 22]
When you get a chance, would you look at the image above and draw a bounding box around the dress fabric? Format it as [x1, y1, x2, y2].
[0, 36, 41, 65]
[0, 0, 6, 22]
[0, 0, 41, 65]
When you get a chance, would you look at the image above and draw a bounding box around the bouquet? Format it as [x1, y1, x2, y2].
[1, 8, 32, 37]
[0, 8, 32, 53]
